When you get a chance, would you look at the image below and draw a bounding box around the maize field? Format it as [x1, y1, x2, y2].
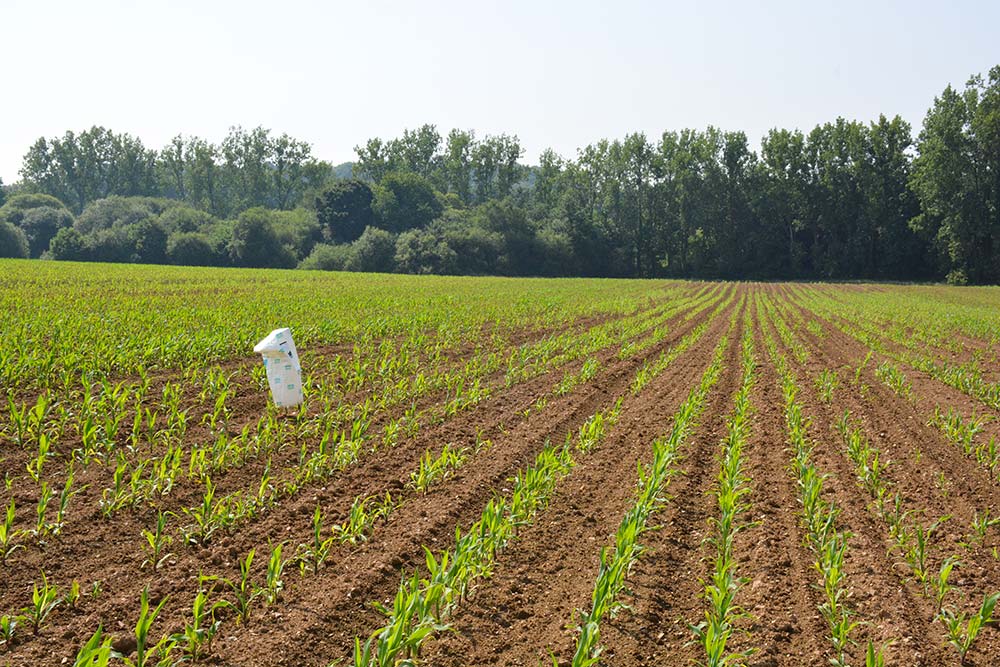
[2, 260, 1000, 666]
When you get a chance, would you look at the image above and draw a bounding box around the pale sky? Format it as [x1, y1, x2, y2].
[2, 0, 998, 184]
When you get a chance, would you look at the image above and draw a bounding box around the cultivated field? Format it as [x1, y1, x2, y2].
[2, 261, 1000, 666]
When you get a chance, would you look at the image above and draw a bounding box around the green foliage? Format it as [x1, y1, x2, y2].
[0, 222, 28, 259]
[0, 193, 70, 224]
[910, 66, 1000, 284]
[18, 206, 74, 257]
[72, 626, 114, 666]
[157, 204, 217, 233]
[75, 196, 173, 235]
[228, 208, 297, 268]
[270, 208, 321, 259]
[10, 61, 1000, 282]
[48, 227, 87, 260]
[347, 226, 396, 272]
[20, 128, 159, 213]
[393, 227, 457, 274]
[314, 179, 375, 243]
[298, 242, 353, 271]
[373, 171, 443, 233]
[166, 231, 221, 266]
[438, 211, 503, 275]
[939, 591, 1000, 663]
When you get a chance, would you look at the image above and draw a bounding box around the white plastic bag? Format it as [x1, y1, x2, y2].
[253, 327, 303, 408]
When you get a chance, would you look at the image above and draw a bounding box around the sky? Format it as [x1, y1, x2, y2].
[2, 0, 998, 183]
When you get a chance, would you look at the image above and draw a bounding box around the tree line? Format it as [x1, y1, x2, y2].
[1, 64, 998, 283]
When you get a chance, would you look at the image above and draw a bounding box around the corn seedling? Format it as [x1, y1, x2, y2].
[931, 556, 959, 615]
[875, 361, 912, 399]
[142, 510, 173, 571]
[65, 579, 81, 610]
[123, 587, 169, 667]
[23, 571, 60, 634]
[576, 400, 622, 454]
[974, 435, 1000, 476]
[355, 433, 578, 666]
[854, 351, 873, 385]
[0, 499, 22, 563]
[333, 493, 395, 545]
[72, 626, 114, 666]
[295, 506, 336, 574]
[692, 336, 756, 667]
[864, 639, 890, 667]
[970, 509, 1000, 543]
[409, 444, 468, 493]
[25, 432, 52, 482]
[766, 315, 862, 667]
[178, 477, 232, 546]
[905, 516, 949, 592]
[0, 614, 17, 650]
[935, 471, 950, 498]
[931, 407, 984, 456]
[264, 542, 285, 604]
[815, 369, 838, 403]
[939, 590, 1000, 664]
[172, 583, 222, 662]
[215, 548, 260, 625]
[51, 467, 83, 536]
[33, 482, 53, 541]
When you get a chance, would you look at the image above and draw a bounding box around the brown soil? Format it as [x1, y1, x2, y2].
[419, 295, 741, 667]
[769, 288, 1000, 665]
[0, 287, 724, 665]
[6, 283, 1000, 667]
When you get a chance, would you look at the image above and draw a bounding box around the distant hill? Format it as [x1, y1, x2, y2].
[332, 162, 354, 180]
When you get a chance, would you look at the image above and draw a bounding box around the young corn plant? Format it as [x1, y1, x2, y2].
[969, 509, 1000, 544]
[974, 435, 1000, 477]
[554, 357, 600, 396]
[864, 639, 889, 667]
[64, 579, 82, 610]
[178, 478, 232, 546]
[837, 412, 891, 501]
[25, 432, 52, 482]
[123, 587, 169, 667]
[409, 444, 468, 493]
[355, 437, 577, 667]
[931, 407, 984, 456]
[575, 399, 622, 453]
[905, 516, 949, 593]
[141, 510, 173, 571]
[874, 361, 912, 399]
[692, 320, 756, 667]
[172, 585, 222, 662]
[815, 369, 838, 403]
[72, 627, 117, 666]
[0, 499, 22, 564]
[853, 351, 873, 386]
[332, 493, 395, 545]
[0, 614, 17, 650]
[295, 506, 336, 574]
[567, 339, 723, 667]
[23, 571, 60, 634]
[939, 590, 1000, 664]
[32, 482, 53, 542]
[931, 556, 959, 615]
[50, 466, 83, 536]
[816, 534, 857, 666]
[263, 542, 286, 604]
[214, 549, 260, 625]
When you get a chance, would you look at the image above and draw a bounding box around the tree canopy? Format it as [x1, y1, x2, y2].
[9, 64, 1000, 283]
